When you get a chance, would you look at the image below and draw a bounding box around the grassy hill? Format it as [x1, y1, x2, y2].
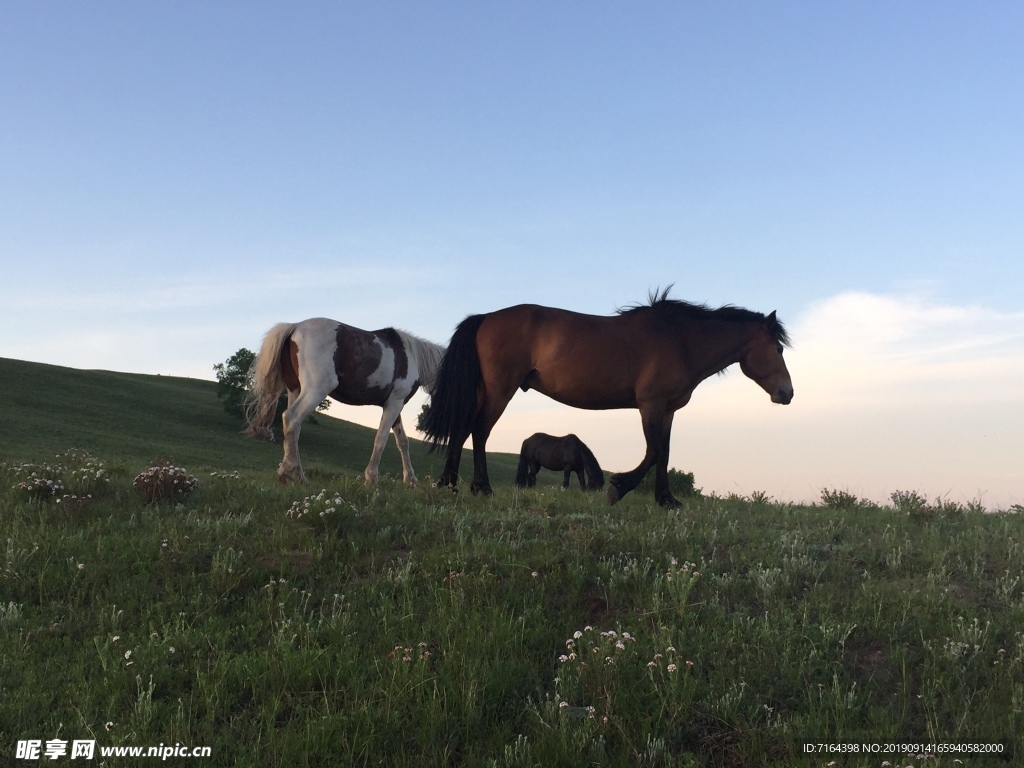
[2, 358, 1023, 765]
[0, 355, 522, 482]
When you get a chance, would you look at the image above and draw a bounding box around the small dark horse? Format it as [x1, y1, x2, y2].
[515, 433, 605, 490]
[423, 288, 793, 507]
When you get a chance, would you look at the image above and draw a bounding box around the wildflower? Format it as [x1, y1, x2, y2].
[169, 647, 175, 654]
[667, 663, 677, 672]
[112, 635, 120, 643]
[77, 563, 85, 570]
[105, 722, 114, 731]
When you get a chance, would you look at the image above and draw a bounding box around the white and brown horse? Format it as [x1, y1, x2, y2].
[244, 318, 445, 485]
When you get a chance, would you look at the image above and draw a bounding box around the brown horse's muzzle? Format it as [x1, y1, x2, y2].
[772, 386, 794, 405]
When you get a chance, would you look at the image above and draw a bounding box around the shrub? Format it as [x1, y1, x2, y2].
[636, 468, 701, 498]
[820, 488, 865, 511]
[890, 489, 928, 514]
[133, 465, 199, 504]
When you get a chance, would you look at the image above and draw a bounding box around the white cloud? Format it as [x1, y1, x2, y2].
[787, 292, 1024, 409]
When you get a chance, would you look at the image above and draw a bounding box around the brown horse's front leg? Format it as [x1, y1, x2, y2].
[608, 407, 679, 507]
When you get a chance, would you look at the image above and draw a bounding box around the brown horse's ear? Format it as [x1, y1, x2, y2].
[766, 310, 777, 326]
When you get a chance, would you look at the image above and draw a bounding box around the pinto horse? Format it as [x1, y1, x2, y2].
[423, 289, 793, 507]
[244, 318, 445, 485]
[515, 433, 604, 491]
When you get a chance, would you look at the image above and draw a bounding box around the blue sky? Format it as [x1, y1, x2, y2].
[2, 3, 1022, 506]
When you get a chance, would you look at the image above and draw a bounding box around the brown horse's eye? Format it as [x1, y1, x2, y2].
[776, 344, 784, 354]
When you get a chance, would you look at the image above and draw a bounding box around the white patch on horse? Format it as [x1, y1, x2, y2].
[366, 340, 396, 391]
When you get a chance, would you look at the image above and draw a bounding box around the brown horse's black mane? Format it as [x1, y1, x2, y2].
[617, 286, 791, 347]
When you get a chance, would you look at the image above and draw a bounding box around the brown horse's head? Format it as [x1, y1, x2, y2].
[739, 311, 794, 405]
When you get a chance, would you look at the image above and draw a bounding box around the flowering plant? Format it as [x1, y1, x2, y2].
[133, 465, 199, 504]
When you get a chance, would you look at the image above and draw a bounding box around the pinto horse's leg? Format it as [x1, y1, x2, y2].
[607, 407, 678, 507]
[365, 398, 406, 486]
[390, 414, 418, 486]
[279, 388, 325, 483]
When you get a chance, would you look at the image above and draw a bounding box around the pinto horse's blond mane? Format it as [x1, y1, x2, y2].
[393, 329, 446, 394]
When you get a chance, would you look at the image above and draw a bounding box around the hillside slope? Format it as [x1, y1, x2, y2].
[0, 356, 522, 482]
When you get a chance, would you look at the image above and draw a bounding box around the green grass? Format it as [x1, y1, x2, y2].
[1, 357, 1022, 767]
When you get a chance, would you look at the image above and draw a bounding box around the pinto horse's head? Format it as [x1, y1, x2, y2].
[739, 311, 794, 405]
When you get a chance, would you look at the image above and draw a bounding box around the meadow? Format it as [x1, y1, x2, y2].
[1, 357, 1022, 767]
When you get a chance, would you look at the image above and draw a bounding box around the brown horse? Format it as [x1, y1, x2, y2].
[423, 289, 793, 507]
[515, 433, 604, 491]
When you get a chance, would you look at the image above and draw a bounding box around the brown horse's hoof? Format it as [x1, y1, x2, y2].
[434, 479, 458, 494]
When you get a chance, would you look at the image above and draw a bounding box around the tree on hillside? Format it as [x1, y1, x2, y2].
[213, 348, 256, 419]
[214, 349, 329, 427]
[415, 402, 430, 433]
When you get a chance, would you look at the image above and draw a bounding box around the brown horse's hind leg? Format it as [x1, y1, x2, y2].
[437, 440, 466, 491]
[468, 385, 518, 496]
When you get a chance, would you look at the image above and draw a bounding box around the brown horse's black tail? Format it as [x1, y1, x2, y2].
[580, 442, 605, 490]
[422, 314, 487, 451]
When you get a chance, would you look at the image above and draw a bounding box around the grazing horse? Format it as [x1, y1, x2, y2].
[515, 432, 604, 490]
[423, 289, 793, 507]
[244, 318, 445, 485]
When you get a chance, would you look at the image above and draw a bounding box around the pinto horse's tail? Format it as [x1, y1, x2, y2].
[579, 442, 605, 490]
[243, 322, 296, 440]
[422, 314, 487, 451]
